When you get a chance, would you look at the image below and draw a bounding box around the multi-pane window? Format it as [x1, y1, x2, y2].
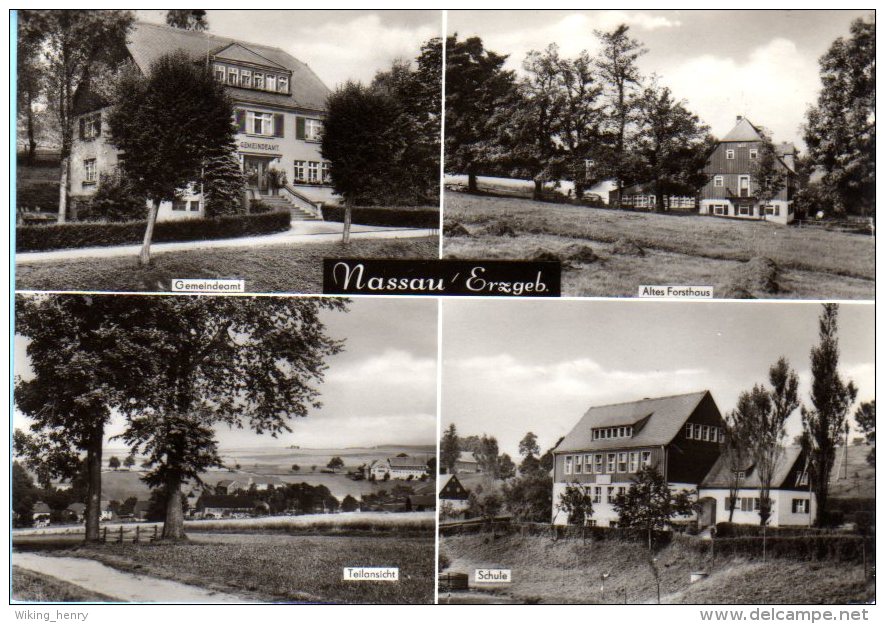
[253, 73, 264, 89]
[606, 487, 615, 504]
[640, 451, 651, 468]
[307, 161, 320, 182]
[227, 67, 239, 85]
[584, 454, 592, 473]
[713, 204, 727, 215]
[240, 70, 252, 88]
[792, 499, 809, 514]
[726, 149, 735, 159]
[594, 454, 604, 474]
[322, 162, 331, 184]
[749, 148, 758, 160]
[765, 205, 780, 216]
[83, 113, 101, 139]
[294, 160, 306, 181]
[247, 111, 274, 136]
[564, 455, 573, 475]
[617, 453, 628, 473]
[172, 199, 188, 211]
[278, 76, 289, 93]
[629, 452, 640, 473]
[592, 487, 602, 504]
[574, 456, 583, 475]
[738, 205, 752, 216]
[592, 426, 633, 440]
[606, 453, 616, 473]
[305, 118, 324, 141]
[266, 75, 277, 92]
[189, 200, 200, 212]
[713, 176, 724, 188]
[214, 64, 226, 82]
[83, 159, 97, 183]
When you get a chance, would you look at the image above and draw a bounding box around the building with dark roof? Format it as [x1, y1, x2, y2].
[553, 391, 816, 528]
[552, 391, 726, 527]
[70, 21, 334, 222]
[699, 116, 797, 225]
[454, 451, 481, 474]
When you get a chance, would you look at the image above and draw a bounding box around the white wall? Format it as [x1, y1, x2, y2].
[699, 488, 814, 527]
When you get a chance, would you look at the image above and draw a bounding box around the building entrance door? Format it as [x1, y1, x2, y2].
[244, 156, 271, 193]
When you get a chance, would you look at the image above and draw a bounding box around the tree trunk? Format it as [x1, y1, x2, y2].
[533, 180, 543, 201]
[140, 200, 160, 266]
[342, 199, 352, 244]
[655, 189, 665, 213]
[162, 477, 186, 541]
[467, 173, 478, 193]
[574, 181, 585, 200]
[84, 426, 104, 543]
[57, 157, 69, 224]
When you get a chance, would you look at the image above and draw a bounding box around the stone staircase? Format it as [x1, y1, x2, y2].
[255, 194, 320, 221]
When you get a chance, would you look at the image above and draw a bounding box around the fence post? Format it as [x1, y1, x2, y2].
[135, 525, 140, 543]
[118, 525, 124, 544]
[154, 525, 159, 541]
[102, 526, 107, 543]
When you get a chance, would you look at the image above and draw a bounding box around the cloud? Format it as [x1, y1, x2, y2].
[662, 37, 817, 145]
[326, 348, 436, 388]
[287, 14, 438, 87]
[479, 11, 680, 71]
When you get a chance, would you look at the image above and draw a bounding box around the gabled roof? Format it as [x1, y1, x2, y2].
[211, 42, 288, 71]
[124, 22, 330, 112]
[721, 117, 765, 142]
[33, 502, 51, 514]
[456, 451, 478, 463]
[557, 391, 712, 452]
[701, 446, 807, 490]
[439, 474, 470, 498]
[388, 456, 427, 469]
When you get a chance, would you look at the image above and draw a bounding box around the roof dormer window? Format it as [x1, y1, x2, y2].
[240, 69, 251, 88]
[227, 67, 239, 86]
[266, 74, 277, 92]
[278, 76, 289, 94]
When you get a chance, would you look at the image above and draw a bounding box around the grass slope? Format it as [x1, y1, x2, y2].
[443, 194, 874, 299]
[15, 237, 438, 293]
[12, 566, 116, 602]
[42, 533, 434, 604]
[440, 533, 873, 604]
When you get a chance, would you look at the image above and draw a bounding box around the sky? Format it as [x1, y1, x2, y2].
[448, 9, 873, 149]
[13, 296, 438, 451]
[136, 9, 442, 89]
[441, 299, 874, 458]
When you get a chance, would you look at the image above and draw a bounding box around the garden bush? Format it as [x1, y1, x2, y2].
[17, 210, 291, 252]
[322, 205, 438, 229]
[710, 535, 873, 563]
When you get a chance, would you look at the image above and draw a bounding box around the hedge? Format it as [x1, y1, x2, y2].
[705, 535, 874, 563]
[322, 205, 439, 229]
[16, 210, 291, 252]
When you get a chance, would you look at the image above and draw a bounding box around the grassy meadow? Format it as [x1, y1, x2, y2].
[443, 193, 874, 299]
[12, 566, 115, 602]
[15, 237, 438, 293]
[439, 533, 874, 605]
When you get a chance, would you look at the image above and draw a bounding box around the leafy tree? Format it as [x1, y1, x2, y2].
[108, 456, 121, 471]
[854, 400, 875, 466]
[722, 412, 752, 522]
[440, 423, 460, 474]
[145, 488, 189, 523]
[341, 494, 359, 512]
[801, 304, 858, 526]
[327, 456, 345, 472]
[86, 170, 148, 222]
[444, 35, 516, 191]
[501, 470, 552, 522]
[613, 466, 694, 550]
[467, 490, 502, 524]
[539, 436, 564, 473]
[749, 133, 788, 219]
[16, 22, 45, 166]
[321, 81, 399, 242]
[17, 10, 134, 222]
[497, 453, 516, 480]
[556, 483, 594, 526]
[106, 51, 237, 265]
[426, 457, 437, 476]
[803, 16, 875, 217]
[730, 357, 799, 526]
[518, 432, 540, 459]
[14, 295, 151, 542]
[594, 24, 646, 204]
[166, 9, 208, 31]
[12, 462, 39, 528]
[474, 435, 501, 478]
[633, 81, 713, 212]
[123, 455, 135, 470]
[291, 464, 301, 472]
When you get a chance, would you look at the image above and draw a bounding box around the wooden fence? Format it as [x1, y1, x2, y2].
[99, 524, 160, 543]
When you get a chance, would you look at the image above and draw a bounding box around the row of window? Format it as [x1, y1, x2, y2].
[294, 160, 331, 184]
[591, 485, 627, 504]
[563, 450, 652, 475]
[622, 195, 695, 209]
[215, 64, 289, 94]
[685, 423, 724, 443]
[241, 110, 323, 142]
[725, 497, 809, 514]
[725, 148, 759, 160]
[592, 425, 633, 440]
[172, 199, 201, 212]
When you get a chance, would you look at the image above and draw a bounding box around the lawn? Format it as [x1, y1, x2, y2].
[439, 533, 874, 604]
[443, 193, 874, 299]
[19, 532, 435, 604]
[15, 237, 438, 293]
[12, 566, 115, 602]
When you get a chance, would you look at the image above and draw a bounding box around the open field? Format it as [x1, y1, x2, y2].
[16, 532, 435, 604]
[443, 193, 874, 299]
[439, 533, 874, 604]
[15, 237, 438, 293]
[12, 566, 115, 602]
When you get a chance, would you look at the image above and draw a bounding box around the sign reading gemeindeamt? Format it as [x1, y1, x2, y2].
[342, 567, 399, 582]
[638, 285, 714, 299]
[323, 259, 561, 296]
[171, 279, 245, 294]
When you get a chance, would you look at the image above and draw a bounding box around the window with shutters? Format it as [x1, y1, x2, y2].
[247, 111, 275, 136]
[305, 118, 324, 141]
[83, 159, 97, 184]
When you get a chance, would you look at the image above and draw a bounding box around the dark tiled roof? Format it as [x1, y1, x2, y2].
[700, 446, 806, 489]
[558, 391, 711, 452]
[721, 118, 765, 142]
[126, 21, 330, 112]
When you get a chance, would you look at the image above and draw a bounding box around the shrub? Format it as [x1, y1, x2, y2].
[16, 210, 291, 252]
[322, 205, 438, 229]
[78, 172, 147, 222]
[710, 535, 872, 563]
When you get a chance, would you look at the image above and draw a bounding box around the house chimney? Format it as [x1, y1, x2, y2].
[736, 115, 743, 121]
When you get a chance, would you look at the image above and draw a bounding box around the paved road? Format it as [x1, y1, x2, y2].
[16, 221, 437, 265]
[14, 552, 253, 603]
